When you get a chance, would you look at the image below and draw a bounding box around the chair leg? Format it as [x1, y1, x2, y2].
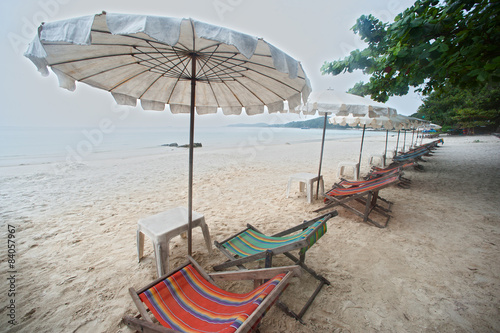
[265, 250, 273, 268]
[278, 252, 330, 321]
[200, 221, 212, 254]
[363, 191, 373, 223]
[298, 279, 328, 319]
[276, 301, 305, 324]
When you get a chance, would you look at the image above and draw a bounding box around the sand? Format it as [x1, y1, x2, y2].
[1, 134, 499, 333]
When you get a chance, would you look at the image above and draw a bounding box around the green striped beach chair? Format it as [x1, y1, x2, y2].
[123, 256, 301, 333]
[213, 212, 337, 322]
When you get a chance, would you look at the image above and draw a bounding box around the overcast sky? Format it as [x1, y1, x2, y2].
[0, 0, 422, 128]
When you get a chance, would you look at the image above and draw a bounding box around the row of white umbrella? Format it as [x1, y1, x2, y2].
[296, 88, 431, 190]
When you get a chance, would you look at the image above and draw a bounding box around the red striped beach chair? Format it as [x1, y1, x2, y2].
[363, 162, 414, 188]
[123, 256, 300, 333]
[315, 175, 400, 228]
[213, 213, 337, 322]
[368, 162, 416, 178]
[338, 168, 401, 187]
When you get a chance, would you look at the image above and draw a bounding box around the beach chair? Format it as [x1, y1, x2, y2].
[368, 162, 416, 179]
[392, 143, 438, 164]
[315, 174, 400, 228]
[123, 256, 301, 333]
[213, 213, 337, 322]
[365, 162, 415, 187]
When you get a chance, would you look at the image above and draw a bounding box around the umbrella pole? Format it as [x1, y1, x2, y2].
[316, 112, 328, 199]
[187, 54, 197, 256]
[395, 130, 400, 156]
[384, 130, 388, 167]
[403, 130, 407, 153]
[357, 124, 366, 179]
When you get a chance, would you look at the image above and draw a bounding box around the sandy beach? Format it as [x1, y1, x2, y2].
[1, 133, 499, 333]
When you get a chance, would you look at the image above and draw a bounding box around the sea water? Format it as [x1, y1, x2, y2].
[0, 125, 384, 167]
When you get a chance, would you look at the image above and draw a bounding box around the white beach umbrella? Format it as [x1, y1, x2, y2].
[25, 12, 311, 257]
[299, 88, 390, 116]
[405, 117, 429, 150]
[296, 88, 395, 193]
[414, 121, 439, 146]
[389, 115, 413, 154]
[330, 113, 395, 178]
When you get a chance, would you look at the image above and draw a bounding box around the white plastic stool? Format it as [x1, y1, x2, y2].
[137, 206, 212, 277]
[337, 161, 359, 180]
[369, 154, 385, 168]
[286, 173, 324, 203]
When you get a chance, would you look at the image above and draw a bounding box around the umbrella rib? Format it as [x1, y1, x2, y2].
[108, 49, 189, 93]
[196, 54, 245, 81]
[135, 41, 194, 101]
[165, 55, 193, 104]
[232, 77, 267, 106]
[135, 42, 189, 78]
[235, 71, 290, 101]
[61, 59, 139, 81]
[199, 53, 307, 92]
[107, 67, 154, 92]
[46, 50, 187, 79]
[219, 80, 244, 107]
[137, 72, 163, 100]
[89, 29, 192, 77]
[195, 57, 243, 108]
[246, 68, 303, 96]
[194, 43, 223, 79]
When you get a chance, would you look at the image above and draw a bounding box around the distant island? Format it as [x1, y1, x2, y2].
[228, 117, 349, 129]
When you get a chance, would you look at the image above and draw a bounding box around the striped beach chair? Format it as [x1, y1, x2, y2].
[123, 256, 300, 333]
[213, 213, 336, 322]
[316, 174, 400, 228]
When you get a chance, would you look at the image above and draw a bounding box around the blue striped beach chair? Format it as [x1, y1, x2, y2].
[213, 213, 337, 322]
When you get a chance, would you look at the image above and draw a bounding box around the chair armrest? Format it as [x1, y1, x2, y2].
[209, 265, 301, 282]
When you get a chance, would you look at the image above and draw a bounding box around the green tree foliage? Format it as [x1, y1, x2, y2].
[414, 85, 500, 132]
[321, 0, 500, 102]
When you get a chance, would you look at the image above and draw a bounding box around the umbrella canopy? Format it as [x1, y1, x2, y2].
[298, 88, 393, 117]
[330, 112, 395, 178]
[25, 12, 311, 256]
[390, 114, 411, 131]
[296, 88, 395, 195]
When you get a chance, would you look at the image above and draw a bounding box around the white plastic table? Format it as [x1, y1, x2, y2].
[369, 154, 386, 168]
[337, 161, 359, 180]
[137, 207, 212, 277]
[286, 172, 324, 203]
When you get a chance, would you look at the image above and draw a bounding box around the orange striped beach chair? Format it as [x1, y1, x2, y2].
[315, 174, 400, 228]
[213, 213, 337, 322]
[123, 256, 300, 333]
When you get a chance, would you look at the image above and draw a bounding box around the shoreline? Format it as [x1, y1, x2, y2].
[1, 135, 499, 332]
[0, 126, 385, 168]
